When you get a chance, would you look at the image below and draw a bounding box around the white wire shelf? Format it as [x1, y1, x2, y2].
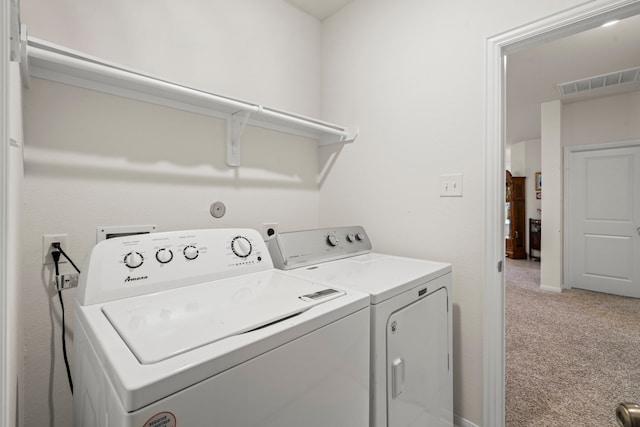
[23, 37, 358, 166]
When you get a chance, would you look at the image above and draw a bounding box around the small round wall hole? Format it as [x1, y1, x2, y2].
[210, 201, 226, 218]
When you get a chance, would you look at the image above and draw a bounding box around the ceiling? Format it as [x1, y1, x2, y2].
[507, 14, 640, 145]
[284, 1, 640, 145]
[284, 0, 354, 21]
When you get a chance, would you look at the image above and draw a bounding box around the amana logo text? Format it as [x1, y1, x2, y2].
[124, 275, 148, 283]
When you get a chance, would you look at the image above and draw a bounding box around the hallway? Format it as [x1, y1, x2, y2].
[505, 258, 640, 426]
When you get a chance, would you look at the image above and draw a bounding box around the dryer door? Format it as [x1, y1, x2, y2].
[386, 287, 451, 426]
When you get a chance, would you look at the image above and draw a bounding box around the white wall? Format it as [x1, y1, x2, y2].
[23, 0, 322, 117]
[541, 101, 563, 291]
[562, 90, 640, 145]
[320, 0, 587, 424]
[509, 142, 526, 176]
[525, 140, 542, 225]
[7, 61, 25, 427]
[20, 2, 323, 426]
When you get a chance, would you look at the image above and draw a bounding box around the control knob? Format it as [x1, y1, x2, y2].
[327, 234, 339, 247]
[156, 248, 173, 264]
[355, 232, 364, 241]
[183, 245, 199, 260]
[346, 233, 355, 242]
[232, 236, 252, 258]
[124, 251, 144, 269]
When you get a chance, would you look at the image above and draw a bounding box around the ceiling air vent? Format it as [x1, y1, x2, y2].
[557, 66, 640, 96]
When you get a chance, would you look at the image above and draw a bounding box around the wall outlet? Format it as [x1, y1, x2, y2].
[261, 223, 279, 240]
[42, 234, 68, 265]
[56, 273, 79, 291]
[440, 173, 463, 197]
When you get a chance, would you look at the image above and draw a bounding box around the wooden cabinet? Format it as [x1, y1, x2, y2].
[529, 218, 541, 261]
[506, 171, 526, 259]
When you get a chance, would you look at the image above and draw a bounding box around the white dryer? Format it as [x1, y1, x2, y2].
[268, 226, 453, 427]
[74, 228, 370, 427]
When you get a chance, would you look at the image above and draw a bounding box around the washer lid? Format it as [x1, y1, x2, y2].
[102, 271, 344, 364]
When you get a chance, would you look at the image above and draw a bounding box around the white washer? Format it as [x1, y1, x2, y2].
[268, 226, 453, 427]
[74, 228, 370, 427]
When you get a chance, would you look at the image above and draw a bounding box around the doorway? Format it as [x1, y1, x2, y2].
[484, 1, 640, 426]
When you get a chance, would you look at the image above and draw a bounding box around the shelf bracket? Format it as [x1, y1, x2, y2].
[19, 25, 30, 88]
[227, 110, 251, 167]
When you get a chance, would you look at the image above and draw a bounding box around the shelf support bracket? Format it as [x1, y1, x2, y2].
[227, 110, 251, 167]
[19, 25, 30, 88]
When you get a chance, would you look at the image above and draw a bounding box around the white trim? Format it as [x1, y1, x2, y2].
[483, 28, 506, 427]
[564, 139, 640, 154]
[484, 1, 640, 426]
[1, 0, 10, 424]
[455, 414, 481, 427]
[563, 139, 640, 289]
[539, 285, 563, 293]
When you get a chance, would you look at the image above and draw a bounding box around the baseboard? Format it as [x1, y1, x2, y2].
[539, 284, 562, 293]
[455, 414, 481, 427]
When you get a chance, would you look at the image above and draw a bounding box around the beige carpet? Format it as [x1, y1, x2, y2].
[505, 258, 640, 426]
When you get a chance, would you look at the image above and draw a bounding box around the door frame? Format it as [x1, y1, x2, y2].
[484, 1, 640, 426]
[1, 0, 10, 422]
[563, 140, 640, 290]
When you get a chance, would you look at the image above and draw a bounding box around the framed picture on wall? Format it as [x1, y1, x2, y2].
[535, 172, 542, 191]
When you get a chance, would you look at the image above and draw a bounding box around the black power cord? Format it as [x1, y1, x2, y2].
[52, 242, 81, 274]
[52, 248, 74, 395]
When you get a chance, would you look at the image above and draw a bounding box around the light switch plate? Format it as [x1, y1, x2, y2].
[440, 173, 463, 197]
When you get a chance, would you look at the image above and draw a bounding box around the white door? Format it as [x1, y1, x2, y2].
[567, 143, 640, 298]
[386, 288, 451, 427]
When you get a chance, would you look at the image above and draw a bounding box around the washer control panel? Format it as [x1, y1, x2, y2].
[268, 226, 371, 270]
[78, 228, 272, 305]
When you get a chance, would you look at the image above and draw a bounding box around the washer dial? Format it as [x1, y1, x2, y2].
[124, 251, 144, 269]
[183, 245, 199, 260]
[231, 236, 252, 258]
[156, 248, 173, 264]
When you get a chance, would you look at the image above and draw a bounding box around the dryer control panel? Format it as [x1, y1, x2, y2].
[268, 226, 372, 270]
[77, 228, 272, 305]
